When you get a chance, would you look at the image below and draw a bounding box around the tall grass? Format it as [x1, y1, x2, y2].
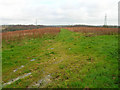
[2, 27, 60, 41]
[64, 27, 118, 35]
[2, 27, 118, 42]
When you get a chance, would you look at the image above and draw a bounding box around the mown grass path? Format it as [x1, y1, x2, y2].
[2, 29, 118, 88]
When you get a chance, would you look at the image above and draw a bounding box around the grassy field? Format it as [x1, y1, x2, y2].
[2, 29, 118, 88]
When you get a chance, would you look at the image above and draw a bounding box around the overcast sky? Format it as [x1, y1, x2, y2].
[0, 0, 119, 25]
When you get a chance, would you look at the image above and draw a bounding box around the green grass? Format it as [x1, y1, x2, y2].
[2, 29, 118, 88]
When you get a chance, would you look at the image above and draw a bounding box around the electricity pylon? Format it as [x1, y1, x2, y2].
[104, 14, 107, 26]
[36, 19, 37, 26]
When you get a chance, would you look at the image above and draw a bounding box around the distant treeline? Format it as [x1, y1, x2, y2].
[2, 25, 45, 32]
[2, 24, 118, 32]
[60, 25, 118, 28]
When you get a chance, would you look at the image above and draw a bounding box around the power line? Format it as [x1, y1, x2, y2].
[104, 1, 119, 25]
[106, 1, 118, 13]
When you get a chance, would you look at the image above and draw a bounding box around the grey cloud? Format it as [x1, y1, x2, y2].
[0, 0, 119, 25]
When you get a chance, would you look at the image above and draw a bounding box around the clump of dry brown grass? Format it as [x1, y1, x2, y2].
[2, 27, 60, 41]
[64, 27, 118, 35]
